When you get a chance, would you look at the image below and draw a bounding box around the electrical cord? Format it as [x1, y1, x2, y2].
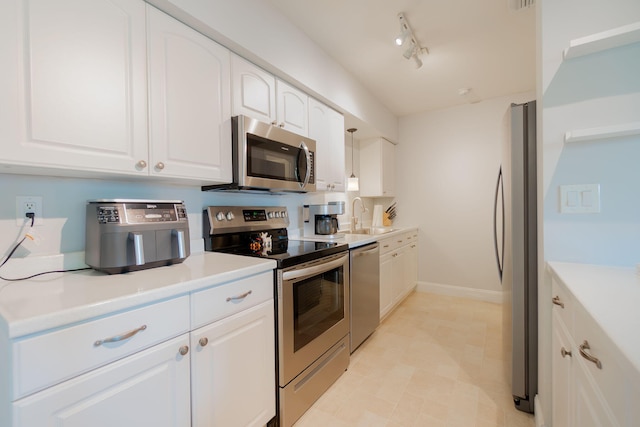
[0, 213, 91, 283]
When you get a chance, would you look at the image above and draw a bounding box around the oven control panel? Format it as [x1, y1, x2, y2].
[205, 206, 289, 234]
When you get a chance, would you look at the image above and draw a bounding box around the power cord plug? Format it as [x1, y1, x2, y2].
[25, 212, 35, 227]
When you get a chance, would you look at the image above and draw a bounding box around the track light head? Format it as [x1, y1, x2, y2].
[402, 40, 415, 59]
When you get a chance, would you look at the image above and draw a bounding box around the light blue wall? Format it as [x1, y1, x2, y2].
[0, 173, 334, 257]
[542, 33, 640, 267]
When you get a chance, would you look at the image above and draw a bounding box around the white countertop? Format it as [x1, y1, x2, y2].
[547, 261, 640, 375]
[292, 227, 417, 248]
[0, 252, 276, 339]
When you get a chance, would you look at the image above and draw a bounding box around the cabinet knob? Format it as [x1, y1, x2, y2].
[199, 337, 209, 347]
[561, 347, 572, 358]
[552, 295, 564, 308]
[155, 162, 165, 170]
[279, 122, 285, 128]
[179, 345, 189, 356]
[136, 160, 147, 169]
[271, 121, 277, 126]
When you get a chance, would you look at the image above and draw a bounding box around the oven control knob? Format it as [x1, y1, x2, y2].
[268, 212, 275, 219]
[215, 212, 225, 221]
[280, 211, 287, 218]
[226, 212, 235, 221]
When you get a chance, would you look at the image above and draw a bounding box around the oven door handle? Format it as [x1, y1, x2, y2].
[282, 253, 348, 281]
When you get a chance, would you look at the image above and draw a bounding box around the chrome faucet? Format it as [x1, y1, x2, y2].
[351, 197, 367, 232]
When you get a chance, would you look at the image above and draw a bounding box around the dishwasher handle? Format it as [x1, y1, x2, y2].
[353, 244, 379, 257]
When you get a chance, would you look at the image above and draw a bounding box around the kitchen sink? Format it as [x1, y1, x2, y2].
[343, 228, 397, 235]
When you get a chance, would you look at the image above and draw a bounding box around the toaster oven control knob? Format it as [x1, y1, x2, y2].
[225, 212, 235, 221]
[215, 212, 225, 221]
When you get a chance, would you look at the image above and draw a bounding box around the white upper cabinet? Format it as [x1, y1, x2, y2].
[0, 0, 148, 175]
[1, 0, 232, 183]
[308, 98, 345, 191]
[147, 5, 232, 183]
[231, 54, 276, 124]
[360, 137, 395, 197]
[231, 57, 308, 135]
[276, 79, 308, 136]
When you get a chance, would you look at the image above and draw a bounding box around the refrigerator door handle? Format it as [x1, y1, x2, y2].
[493, 166, 504, 281]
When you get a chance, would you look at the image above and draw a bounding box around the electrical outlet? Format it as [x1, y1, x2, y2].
[16, 196, 43, 226]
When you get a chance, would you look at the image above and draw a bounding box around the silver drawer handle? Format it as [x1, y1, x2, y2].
[552, 296, 564, 308]
[579, 340, 602, 369]
[561, 347, 572, 358]
[94, 325, 147, 346]
[226, 290, 252, 302]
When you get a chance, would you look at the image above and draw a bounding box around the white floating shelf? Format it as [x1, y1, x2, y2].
[563, 21, 640, 60]
[564, 122, 640, 144]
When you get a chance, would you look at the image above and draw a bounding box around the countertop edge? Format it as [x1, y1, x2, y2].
[546, 261, 640, 378]
[1, 253, 276, 339]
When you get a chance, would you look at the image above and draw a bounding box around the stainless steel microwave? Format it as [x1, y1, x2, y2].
[203, 115, 316, 193]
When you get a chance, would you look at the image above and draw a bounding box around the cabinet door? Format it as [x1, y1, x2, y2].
[379, 253, 394, 319]
[0, 0, 148, 175]
[327, 107, 346, 191]
[404, 241, 418, 294]
[231, 54, 276, 123]
[551, 314, 573, 427]
[574, 357, 620, 427]
[147, 5, 232, 183]
[13, 335, 191, 427]
[191, 300, 275, 427]
[309, 98, 345, 192]
[360, 138, 396, 197]
[391, 248, 406, 305]
[276, 80, 308, 136]
[381, 138, 396, 196]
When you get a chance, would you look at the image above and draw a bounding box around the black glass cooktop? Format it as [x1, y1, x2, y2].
[205, 228, 348, 268]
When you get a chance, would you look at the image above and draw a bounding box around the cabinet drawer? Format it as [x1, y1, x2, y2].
[378, 237, 397, 255]
[574, 303, 625, 424]
[551, 278, 573, 333]
[191, 271, 273, 328]
[12, 295, 190, 400]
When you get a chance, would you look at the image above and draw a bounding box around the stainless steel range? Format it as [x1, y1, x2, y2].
[203, 206, 350, 427]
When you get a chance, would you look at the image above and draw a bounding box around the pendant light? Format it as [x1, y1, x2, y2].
[347, 128, 359, 192]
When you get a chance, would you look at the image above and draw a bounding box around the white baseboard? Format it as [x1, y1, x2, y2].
[416, 281, 503, 304]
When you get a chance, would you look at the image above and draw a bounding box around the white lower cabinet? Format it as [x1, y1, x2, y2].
[6, 272, 276, 427]
[551, 278, 627, 427]
[379, 251, 394, 319]
[191, 300, 275, 427]
[13, 334, 191, 427]
[379, 230, 418, 319]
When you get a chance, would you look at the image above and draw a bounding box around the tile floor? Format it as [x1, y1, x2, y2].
[294, 291, 535, 427]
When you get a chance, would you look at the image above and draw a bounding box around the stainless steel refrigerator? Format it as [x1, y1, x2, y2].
[494, 101, 537, 414]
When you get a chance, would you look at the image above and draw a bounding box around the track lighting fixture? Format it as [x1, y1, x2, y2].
[395, 13, 428, 69]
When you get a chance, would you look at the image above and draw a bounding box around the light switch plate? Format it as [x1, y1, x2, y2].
[560, 184, 600, 213]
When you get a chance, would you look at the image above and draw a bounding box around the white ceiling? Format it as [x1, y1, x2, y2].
[268, 0, 536, 118]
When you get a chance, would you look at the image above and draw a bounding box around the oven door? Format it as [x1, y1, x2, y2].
[278, 252, 349, 386]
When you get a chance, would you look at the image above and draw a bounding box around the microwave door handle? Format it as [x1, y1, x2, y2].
[300, 141, 311, 187]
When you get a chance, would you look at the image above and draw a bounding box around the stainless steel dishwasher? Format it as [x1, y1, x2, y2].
[350, 242, 380, 353]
